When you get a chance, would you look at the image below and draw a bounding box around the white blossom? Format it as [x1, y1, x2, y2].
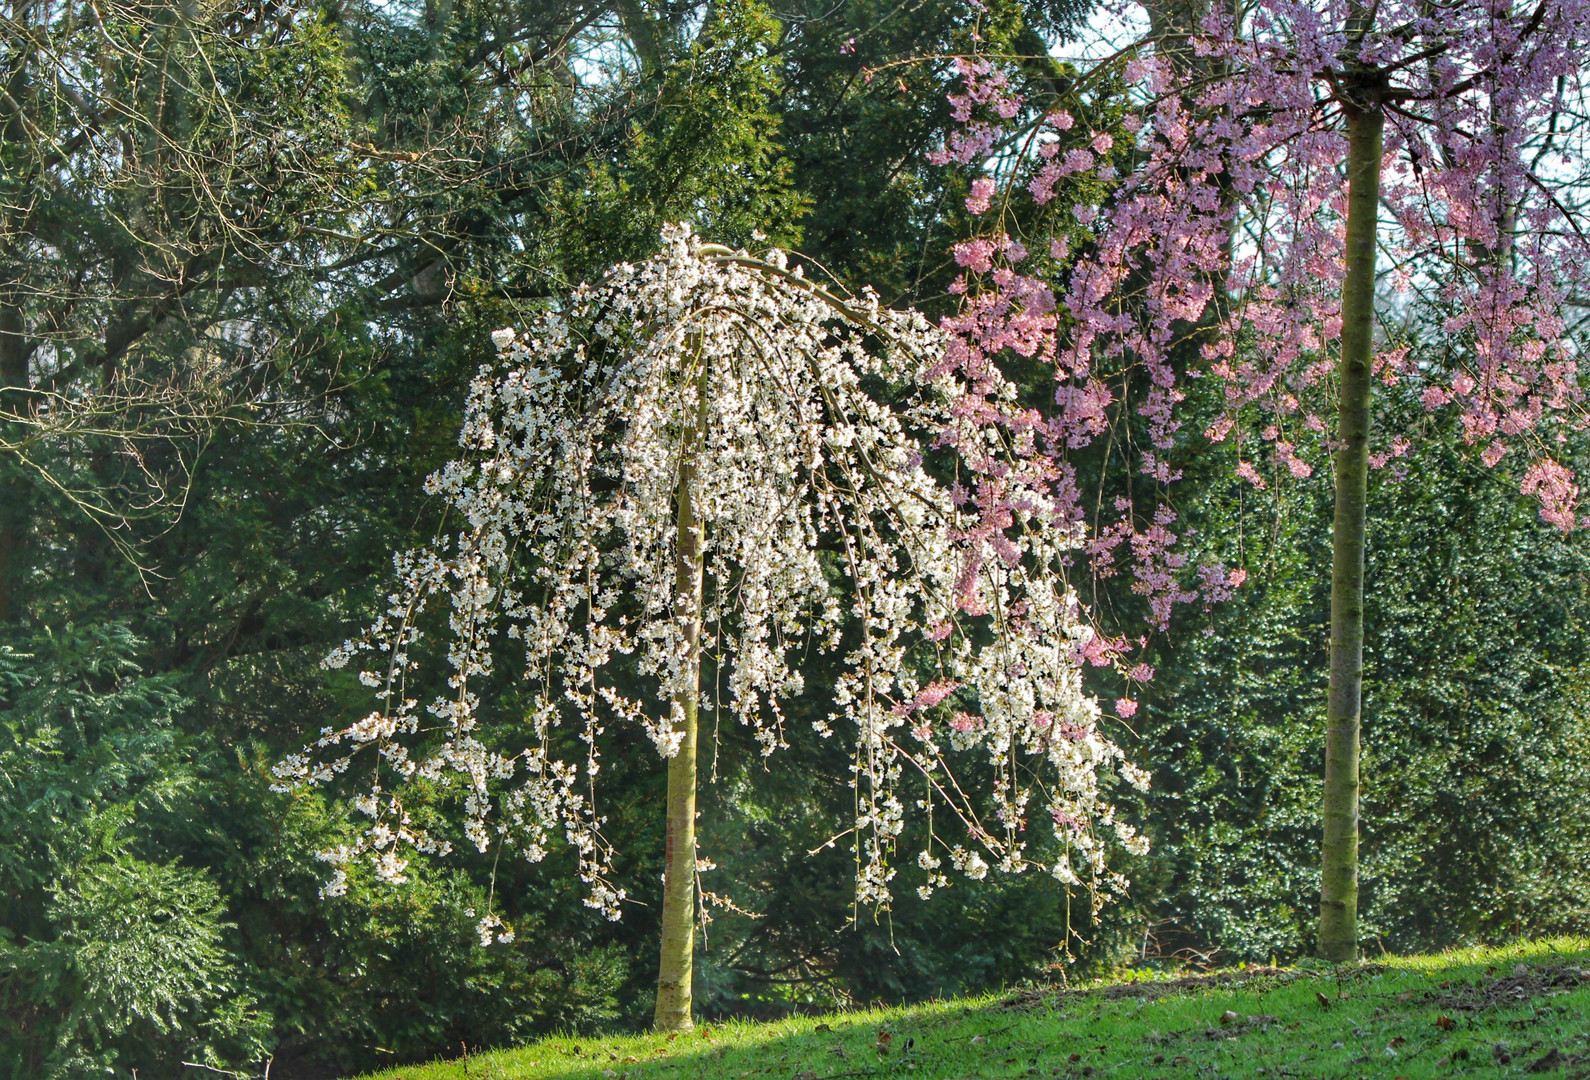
[275, 225, 1144, 916]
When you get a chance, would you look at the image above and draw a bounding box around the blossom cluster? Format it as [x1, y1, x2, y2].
[274, 226, 1147, 925]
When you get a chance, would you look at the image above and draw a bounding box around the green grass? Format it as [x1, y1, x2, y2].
[363, 938, 1590, 1080]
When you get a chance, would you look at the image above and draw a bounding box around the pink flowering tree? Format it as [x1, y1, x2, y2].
[930, 0, 1590, 959]
[274, 227, 1148, 1029]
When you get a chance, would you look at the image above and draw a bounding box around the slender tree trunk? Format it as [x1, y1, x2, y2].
[654, 350, 707, 1032]
[1319, 100, 1382, 964]
[0, 298, 30, 623]
[0, 19, 31, 623]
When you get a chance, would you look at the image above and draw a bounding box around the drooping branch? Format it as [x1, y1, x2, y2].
[274, 227, 1148, 947]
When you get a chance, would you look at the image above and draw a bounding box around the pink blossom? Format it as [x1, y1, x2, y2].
[928, 0, 1590, 655]
[965, 177, 995, 215]
[910, 681, 962, 712]
[948, 712, 982, 733]
[1522, 458, 1581, 531]
[1235, 461, 1266, 488]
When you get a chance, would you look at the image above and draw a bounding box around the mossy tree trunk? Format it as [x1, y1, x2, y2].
[654, 348, 708, 1031]
[1320, 82, 1383, 965]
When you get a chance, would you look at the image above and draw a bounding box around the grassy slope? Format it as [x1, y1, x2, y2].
[365, 938, 1590, 1080]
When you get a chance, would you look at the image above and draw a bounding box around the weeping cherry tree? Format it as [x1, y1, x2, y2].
[274, 226, 1148, 1030]
[930, 0, 1590, 961]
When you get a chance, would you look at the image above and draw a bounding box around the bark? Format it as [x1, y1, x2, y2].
[1144, 0, 1236, 74]
[654, 345, 707, 1032]
[0, 18, 30, 622]
[1319, 99, 1382, 964]
[0, 298, 27, 622]
[616, 0, 667, 76]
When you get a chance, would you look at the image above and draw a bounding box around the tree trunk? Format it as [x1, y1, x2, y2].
[0, 20, 31, 623]
[1319, 100, 1382, 964]
[654, 351, 707, 1032]
[0, 298, 30, 623]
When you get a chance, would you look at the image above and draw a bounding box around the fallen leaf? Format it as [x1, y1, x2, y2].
[1389, 1037, 1407, 1049]
[1435, 1015, 1456, 1031]
[1068, 1053, 1081, 1063]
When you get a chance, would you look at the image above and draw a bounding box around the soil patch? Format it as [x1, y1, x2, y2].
[1004, 966, 1339, 1010]
[1422, 963, 1589, 1013]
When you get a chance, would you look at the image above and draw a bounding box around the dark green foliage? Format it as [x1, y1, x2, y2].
[0, 626, 260, 1078]
[0, 622, 627, 1079]
[1126, 397, 1590, 963]
[215, 791, 624, 1076]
